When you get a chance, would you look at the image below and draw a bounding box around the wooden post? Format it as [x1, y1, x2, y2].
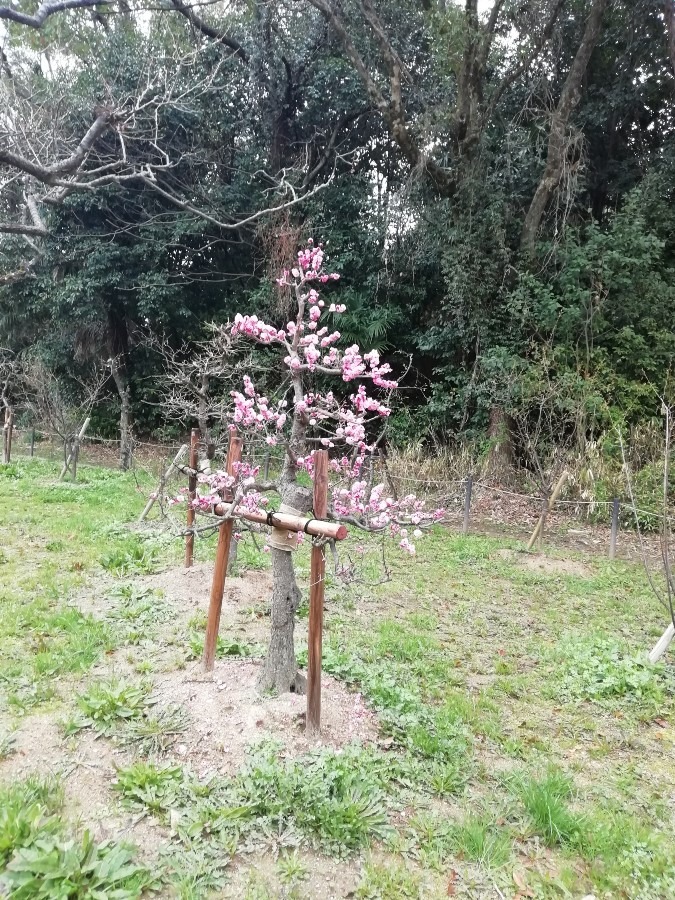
[6, 413, 12, 463]
[526, 471, 568, 551]
[263, 451, 270, 480]
[203, 432, 242, 671]
[609, 498, 619, 560]
[307, 449, 329, 736]
[72, 437, 80, 481]
[30, 427, 35, 457]
[59, 418, 90, 480]
[139, 443, 188, 522]
[2, 408, 12, 464]
[184, 428, 200, 568]
[462, 474, 473, 535]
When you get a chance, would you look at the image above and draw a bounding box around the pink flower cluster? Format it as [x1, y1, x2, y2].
[330, 474, 446, 554]
[276, 239, 341, 287]
[231, 376, 287, 430]
[231, 313, 285, 344]
[341, 347, 397, 388]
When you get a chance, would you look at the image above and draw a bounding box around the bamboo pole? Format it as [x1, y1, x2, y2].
[211, 502, 348, 540]
[139, 443, 188, 522]
[203, 433, 242, 671]
[526, 471, 568, 551]
[307, 450, 328, 736]
[184, 428, 200, 567]
[59, 418, 90, 480]
[648, 622, 675, 664]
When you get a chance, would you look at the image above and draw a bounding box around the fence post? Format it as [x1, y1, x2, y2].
[203, 431, 242, 671]
[609, 497, 619, 560]
[30, 427, 35, 457]
[184, 428, 200, 568]
[462, 474, 473, 535]
[307, 449, 329, 736]
[538, 496, 548, 550]
[72, 437, 80, 481]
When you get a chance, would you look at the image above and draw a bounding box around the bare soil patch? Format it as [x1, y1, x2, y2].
[154, 659, 379, 777]
[494, 548, 591, 578]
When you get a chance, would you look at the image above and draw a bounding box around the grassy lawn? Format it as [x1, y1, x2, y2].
[0, 456, 674, 898]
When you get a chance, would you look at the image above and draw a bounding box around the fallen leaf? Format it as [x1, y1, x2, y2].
[512, 869, 534, 897]
[654, 718, 668, 728]
[446, 869, 458, 895]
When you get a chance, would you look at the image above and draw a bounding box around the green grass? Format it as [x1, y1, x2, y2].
[1, 456, 675, 898]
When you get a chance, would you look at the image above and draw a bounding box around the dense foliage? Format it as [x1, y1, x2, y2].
[1, 0, 673, 471]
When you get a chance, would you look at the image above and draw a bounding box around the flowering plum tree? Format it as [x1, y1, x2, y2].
[191, 241, 444, 694]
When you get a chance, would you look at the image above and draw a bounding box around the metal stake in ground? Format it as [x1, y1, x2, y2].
[184, 428, 200, 568]
[203, 432, 242, 671]
[307, 449, 329, 736]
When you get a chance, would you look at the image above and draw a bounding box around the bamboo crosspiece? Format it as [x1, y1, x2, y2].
[203, 432, 242, 671]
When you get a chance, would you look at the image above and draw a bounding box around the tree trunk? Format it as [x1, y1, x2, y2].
[486, 405, 514, 479]
[520, 0, 608, 254]
[257, 478, 312, 694]
[257, 547, 306, 694]
[110, 359, 133, 470]
[257, 360, 311, 694]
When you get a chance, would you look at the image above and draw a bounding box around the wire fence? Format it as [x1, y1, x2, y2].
[5, 424, 674, 560]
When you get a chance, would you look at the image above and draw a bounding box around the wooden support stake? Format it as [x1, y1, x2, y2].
[609, 497, 619, 560]
[30, 427, 35, 457]
[307, 449, 329, 736]
[526, 471, 568, 551]
[184, 428, 200, 568]
[139, 443, 188, 522]
[649, 622, 675, 664]
[59, 418, 90, 480]
[462, 474, 473, 535]
[203, 432, 242, 671]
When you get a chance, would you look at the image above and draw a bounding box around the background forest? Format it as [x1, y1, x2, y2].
[1, 0, 674, 486]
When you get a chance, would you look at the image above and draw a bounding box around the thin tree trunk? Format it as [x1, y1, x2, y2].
[111, 358, 133, 470]
[257, 353, 311, 693]
[520, 0, 608, 254]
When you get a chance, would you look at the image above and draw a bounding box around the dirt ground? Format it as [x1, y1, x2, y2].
[0, 559, 380, 897]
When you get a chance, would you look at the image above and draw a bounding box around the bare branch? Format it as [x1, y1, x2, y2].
[169, 0, 249, 64]
[0, 0, 110, 29]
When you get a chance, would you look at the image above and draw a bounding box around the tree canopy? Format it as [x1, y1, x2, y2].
[1, 0, 674, 465]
